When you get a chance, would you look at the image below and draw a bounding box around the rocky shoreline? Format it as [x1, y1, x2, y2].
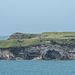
[0, 44, 75, 60]
[0, 32, 75, 60]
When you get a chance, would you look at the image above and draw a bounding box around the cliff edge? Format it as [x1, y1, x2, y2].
[0, 32, 75, 60]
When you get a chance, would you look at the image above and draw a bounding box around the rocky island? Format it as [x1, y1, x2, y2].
[0, 32, 75, 60]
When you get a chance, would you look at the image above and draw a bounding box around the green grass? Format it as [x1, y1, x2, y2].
[0, 38, 41, 48]
[42, 32, 75, 39]
[0, 32, 75, 48]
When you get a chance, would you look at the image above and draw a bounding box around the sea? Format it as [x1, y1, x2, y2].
[0, 60, 75, 75]
[0, 37, 75, 75]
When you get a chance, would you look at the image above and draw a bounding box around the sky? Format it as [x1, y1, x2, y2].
[0, 0, 75, 35]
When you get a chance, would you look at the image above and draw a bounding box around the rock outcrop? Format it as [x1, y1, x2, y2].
[1, 32, 75, 60]
[0, 44, 75, 60]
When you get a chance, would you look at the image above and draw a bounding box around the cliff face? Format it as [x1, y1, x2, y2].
[0, 44, 75, 60]
[1, 32, 75, 60]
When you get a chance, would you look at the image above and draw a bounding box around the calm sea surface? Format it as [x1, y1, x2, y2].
[0, 60, 75, 75]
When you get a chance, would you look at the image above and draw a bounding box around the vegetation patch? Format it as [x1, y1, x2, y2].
[0, 32, 75, 48]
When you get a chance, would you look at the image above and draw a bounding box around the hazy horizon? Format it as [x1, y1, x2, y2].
[1, 31, 75, 36]
[0, 0, 75, 35]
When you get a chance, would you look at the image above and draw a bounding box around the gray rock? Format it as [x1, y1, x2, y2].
[0, 44, 75, 60]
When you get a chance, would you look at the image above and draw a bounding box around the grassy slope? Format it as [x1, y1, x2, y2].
[0, 32, 75, 48]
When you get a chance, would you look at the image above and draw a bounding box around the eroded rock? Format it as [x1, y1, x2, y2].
[44, 50, 61, 60]
[0, 45, 75, 60]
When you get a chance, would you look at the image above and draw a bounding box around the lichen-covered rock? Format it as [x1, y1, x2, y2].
[0, 50, 15, 60]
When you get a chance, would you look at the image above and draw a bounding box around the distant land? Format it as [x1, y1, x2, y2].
[0, 32, 75, 60]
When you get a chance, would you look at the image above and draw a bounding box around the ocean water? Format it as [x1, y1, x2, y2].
[0, 60, 75, 75]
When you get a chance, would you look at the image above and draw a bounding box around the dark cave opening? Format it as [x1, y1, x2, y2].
[45, 50, 61, 60]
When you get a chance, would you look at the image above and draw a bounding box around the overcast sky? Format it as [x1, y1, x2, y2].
[0, 0, 75, 35]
